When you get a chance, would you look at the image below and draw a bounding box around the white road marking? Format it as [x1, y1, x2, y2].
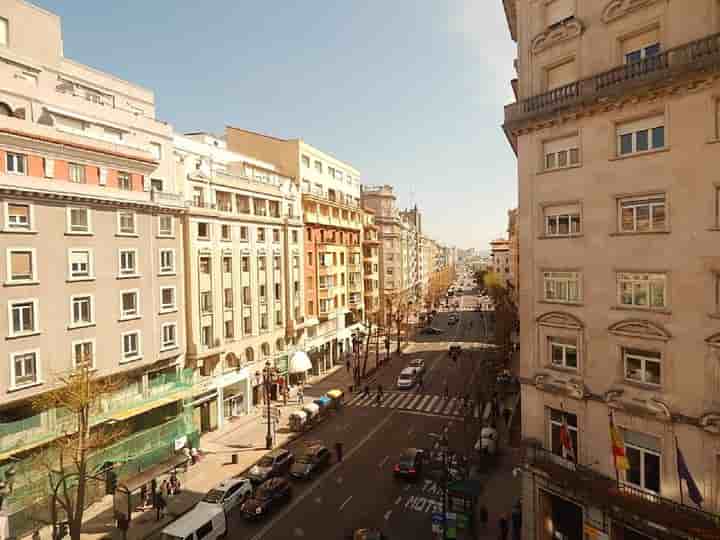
[379, 455, 389, 468]
[339, 495, 353, 511]
[424, 396, 439, 412]
[417, 395, 431, 409]
[384, 510, 393, 521]
[408, 394, 423, 409]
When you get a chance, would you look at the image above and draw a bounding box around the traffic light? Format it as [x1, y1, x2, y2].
[106, 470, 117, 495]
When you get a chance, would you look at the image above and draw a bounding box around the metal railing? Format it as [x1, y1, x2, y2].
[506, 32, 720, 126]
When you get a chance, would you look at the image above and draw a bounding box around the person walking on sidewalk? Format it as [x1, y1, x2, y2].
[498, 514, 509, 540]
[297, 386, 304, 404]
[155, 491, 167, 521]
[363, 384, 370, 398]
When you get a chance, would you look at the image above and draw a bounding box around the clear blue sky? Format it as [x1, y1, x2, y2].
[37, 0, 517, 250]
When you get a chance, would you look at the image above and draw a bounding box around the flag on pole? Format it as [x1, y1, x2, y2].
[609, 413, 629, 471]
[676, 437, 703, 507]
[559, 414, 576, 462]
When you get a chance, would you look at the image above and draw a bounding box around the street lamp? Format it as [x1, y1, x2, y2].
[263, 360, 273, 450]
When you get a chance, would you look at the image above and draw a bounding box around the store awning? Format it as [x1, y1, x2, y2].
[289, 351, 312, 374]
[121, 453, 188, 493]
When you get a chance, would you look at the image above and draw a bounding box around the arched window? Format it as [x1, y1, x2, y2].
[245, 347, 254, 364]
[276, 338, 285, 351]
[261, 342, 271, 358]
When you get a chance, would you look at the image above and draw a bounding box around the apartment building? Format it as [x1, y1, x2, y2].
[490, 238, 513, 286]
[503, 0, 720, 538]
[224, 128, 363, 375]
[362, 208, 381, 321]
[508, 208, 519, 294]
[400, 205, 423, 303]
[174, 133, 303, 433]
[0, 2, 190, 535]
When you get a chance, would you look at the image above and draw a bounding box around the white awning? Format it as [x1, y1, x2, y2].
[289, 351, 312, 374]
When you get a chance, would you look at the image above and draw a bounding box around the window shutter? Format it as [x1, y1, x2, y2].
[616, 115, 664, 136]
[622, 29, 660, 56]
[44, 158, 55, 178]
[99, 167, 108, 185]
[71, 251, 88, 266]
[544, 135, 579, 155]
[11, 252, 31, 277]
[547, 60, 577, 90]
[545, 203, 580, 216]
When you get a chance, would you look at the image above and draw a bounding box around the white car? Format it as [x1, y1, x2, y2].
[199, 477, 253, 513]
[396, 368, 416, 390]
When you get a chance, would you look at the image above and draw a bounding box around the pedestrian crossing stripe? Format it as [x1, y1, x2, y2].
[346, 391, 480, 418]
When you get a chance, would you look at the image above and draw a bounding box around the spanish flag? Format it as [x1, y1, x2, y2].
[609, 412, 629, 471]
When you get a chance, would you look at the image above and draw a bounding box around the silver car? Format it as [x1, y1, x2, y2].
[199, 477, 253, 513]
[396, 368, 416, 389]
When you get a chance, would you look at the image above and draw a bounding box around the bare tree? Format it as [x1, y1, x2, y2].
[484, 272, 519, 368]
[31, 364, 125, 540]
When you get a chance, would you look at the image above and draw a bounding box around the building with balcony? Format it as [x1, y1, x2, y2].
[400, 205, 423, 303]
[490, 238, 512, 287]
[174, 133, 303, 432]
[224, 127, 363, 375]
[362, 208, 381, 321]
[0, 2, 191, 535]
[507, 208, 519, 297]
[502, 0, 720, 538]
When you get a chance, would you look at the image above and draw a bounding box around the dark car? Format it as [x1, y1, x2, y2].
[247, 448, 294, 484]
[289, 445, 331, 479]
[393, 448, 424, 480]
[241, 477, 291, 519]
[420, 326, 443, 335]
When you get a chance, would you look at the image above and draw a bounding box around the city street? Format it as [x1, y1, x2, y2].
[150, 290, 503, 540]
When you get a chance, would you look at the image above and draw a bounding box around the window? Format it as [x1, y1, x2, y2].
[160, 286, 176, 312]
[545, 0, 573, 26]
[73, 339, 94, 369]
[223, 257, 232, 273]
[197, 222, 210, 239]
[119, 250, 138, 277]
[624, 348, 661, 386]
[292, 230, 298, 244]
[314, 160, 323, 173]
[273, 229, 280, 243]
[259, 257, 266, 271]
[10, 351, 39, 389]
[68, 208, 91, 234]
[7, 203, 30, 230]
[6, 153, 26, 175]
[274, 283, 281, 301]
[307, 252, 313, 265]
[224, 288, 233, 309]
[201, 291, 212, 313]
[118, 211, 136, 235]
[259, 284, 267, 302]
[240, 226, 248, 241]
[301, 155, 310, 167]
[546, 59, 577, 91]
[159, 249, 175, 274]
[68, 163, 86, 184]
[8, 299, 37, 336]
[275, 309, 282, 325]
[158, 215, 174, 237]
[162, 323, 177, 350]
[201, 325, 213, 346]
[122, 331, 141, 361]
[193, 187, 204, 207]
[221, 224, 231, 241]
[293, 256, 300, 269]
[0, 17, 8, 47]
[619, 195, 666, 232]
[243, 316, 252, 334]
[617, 272, 666, 308]
[273, 256, 281, 270]
[544, 205, 581, 236]
[543, 271, 581, 303]
[150, 142, 162, 161]
[549, 409, 577, 460]
[257, 228, 266, 242]
[624, 430, 661, 493]
[224, 319, 234, 339]
[69, 249, 92, 279]
[241, 257, 250, 273]
[550, 337, 578, 369]
[68, 295, 93, 327]
[544, 135, 580, 170]
[7, 249, 35, 282]
[308, 300, 314, 315]
[118, 172, 132, 190]
[260, 313, 268, 330]
[199, 256, 211, 274]
[617, 116, 665, 156]
[622, 29, 660, 64]
[328, 166, 336, 178]
[120, 290, 139, 319]
[242, 286, 251, 305]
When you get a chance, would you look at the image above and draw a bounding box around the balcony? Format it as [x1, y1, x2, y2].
[524, 444, 720, 539]
[0, 370, 193, 459]
[505, 32, 720, 129]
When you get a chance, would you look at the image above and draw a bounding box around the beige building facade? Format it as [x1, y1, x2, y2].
[503, 0, 720, 538]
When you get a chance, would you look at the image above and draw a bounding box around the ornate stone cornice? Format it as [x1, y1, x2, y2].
[608, 319, 672, 341]
[602, 0, 665, 23]
[531, 17, 584, 54]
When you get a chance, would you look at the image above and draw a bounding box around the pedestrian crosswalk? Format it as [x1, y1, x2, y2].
[346, 391, 480, 418]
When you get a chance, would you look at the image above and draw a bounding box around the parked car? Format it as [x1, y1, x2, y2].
[393, 448, 424, 480]
[396, 368, 416, 390]
[290, 445, 331, 479]
[198, 477, 253, 513]
[241, 477, 291, 519]
[247, 448, 294, 484]
[161, 503, 226, 540]
[408, 358, 425, 376]
[420, 326, 443, 335]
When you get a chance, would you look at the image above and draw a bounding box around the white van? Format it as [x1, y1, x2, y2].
[160, 503, 226, 540]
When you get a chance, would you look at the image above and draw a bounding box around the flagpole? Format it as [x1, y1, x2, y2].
[675, 435, 685, 506]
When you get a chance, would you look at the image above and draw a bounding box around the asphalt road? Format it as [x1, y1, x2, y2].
[166, 291, 496, 540]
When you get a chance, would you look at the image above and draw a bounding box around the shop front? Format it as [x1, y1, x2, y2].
[538, 489, 583, 540]
[190, 390, 219, 434]
[191, 367, 251, 431]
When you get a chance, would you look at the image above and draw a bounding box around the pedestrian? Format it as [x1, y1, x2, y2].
[377, 384, 384, 400]
[160, 479, 169, 498]
[499, 514, 509, 540]
[364, 384, 370, 398]
[155, 492, 166, 521]
[346, 358, 351, 373]
[298, 386, 304, 404]
[503, 407, 512, 427]
[335, 441, 343, 462]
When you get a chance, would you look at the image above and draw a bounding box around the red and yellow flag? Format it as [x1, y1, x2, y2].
[609, 413, 629, 471]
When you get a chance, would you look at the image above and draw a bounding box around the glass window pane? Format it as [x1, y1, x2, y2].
[652, 204, 665, 230]
[546, 153, 556, 169]
[558, 216, 569, 235]
[633, 282, 648, 306]
[558, 150, 568, 167]
[546, 217, 558, 235]
[636, 205, 650, 231]
[551, 344, 563, 365]
[626, 50, 642, 64]
[652, 126, 664, 148]
[620, 133, 633, 155]
[565, 347, 578, 368]
[646, 360, 661, 385]
[626, 446, 642, 486]
[626, 356, 643, 381]
[650, 281, 665, 307]
[636, 130, 649, 151]
[644, 43, 660, 57]
[569, 148, 579, 164]
[570, 215, 581, 233]
[621, 207, 635, 231]
[644, 452, 661, 492]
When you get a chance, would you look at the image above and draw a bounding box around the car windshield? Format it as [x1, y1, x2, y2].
[202, 489, 225, 503]
[258, 457, 273, 467]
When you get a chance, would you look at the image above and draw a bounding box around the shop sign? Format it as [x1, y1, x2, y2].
[583, 525, 609, 540]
